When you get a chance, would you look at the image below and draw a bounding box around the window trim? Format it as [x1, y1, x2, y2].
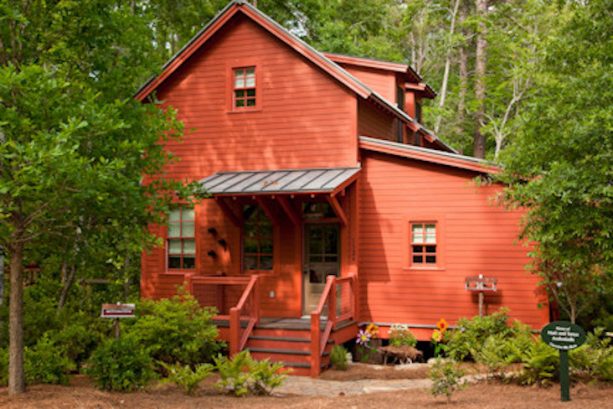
[166, 206, 197, 271]
[402, 215, 445, 270]
[227, 60, 262, 113]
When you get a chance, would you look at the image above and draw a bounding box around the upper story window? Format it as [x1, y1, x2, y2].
[243, 205, 273, 270]
[411, 222, 436, 265]
[168, 207, 195, 270]
[233, 66, 256, 109]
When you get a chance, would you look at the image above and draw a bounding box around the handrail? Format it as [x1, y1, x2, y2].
[310, 273, 356, 377]
[229, 274, 260, 355]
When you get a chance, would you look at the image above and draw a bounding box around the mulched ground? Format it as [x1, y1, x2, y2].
[0, 375, 612, 409]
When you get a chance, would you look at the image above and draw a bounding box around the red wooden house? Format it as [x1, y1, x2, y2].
[138, 0, 548, 376]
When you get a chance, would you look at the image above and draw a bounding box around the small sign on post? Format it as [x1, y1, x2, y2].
[101, 303, 135, 339]
[540, 321, 586, 402]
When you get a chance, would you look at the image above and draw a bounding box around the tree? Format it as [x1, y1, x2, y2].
[0, 0, 186, 394]
[499, 0, 612, 323]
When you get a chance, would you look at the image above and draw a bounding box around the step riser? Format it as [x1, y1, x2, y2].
[251, 328, 311, 338]
[250, 351, 311, 365]
[247, 339, 311, 351]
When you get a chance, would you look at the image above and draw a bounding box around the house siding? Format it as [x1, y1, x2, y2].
[358, 151, 549, 336]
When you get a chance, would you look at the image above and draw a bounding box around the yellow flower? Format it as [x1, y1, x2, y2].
[431, 329, 443, 343]
[436, 318, 448, 333]
[365, 323, 379, 338]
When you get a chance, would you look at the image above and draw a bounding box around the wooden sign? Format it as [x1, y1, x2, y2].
[541, 321, 586, 402]
[101, 303, 135, 319]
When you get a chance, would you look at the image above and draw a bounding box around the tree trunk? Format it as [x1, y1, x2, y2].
[457, 1, 468, 129]
[57, 264, 76, 311]
[435, 0, 462, 134]
[8, 240, 25, 395]
[473, 0, 488, 158]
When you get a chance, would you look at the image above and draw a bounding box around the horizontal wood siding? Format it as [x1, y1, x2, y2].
[357, 99, 397, 141]
[142, 14, 358, 314]
[340, 65, 397, 103]
[358, 151, 549, 335]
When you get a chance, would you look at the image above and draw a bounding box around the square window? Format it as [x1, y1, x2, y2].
[411, 222, 437, 265]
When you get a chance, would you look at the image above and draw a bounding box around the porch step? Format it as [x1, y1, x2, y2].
[248, 347, 330, 357]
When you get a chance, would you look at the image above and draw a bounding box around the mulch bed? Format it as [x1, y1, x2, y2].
[0, 376, 612, 409]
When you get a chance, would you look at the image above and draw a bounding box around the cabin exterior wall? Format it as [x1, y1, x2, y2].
[357, 151, 549, 338]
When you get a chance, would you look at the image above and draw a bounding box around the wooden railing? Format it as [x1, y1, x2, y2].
[176, 273, 260, 356]
[229, 274, 260, 355]
[310, 273, 356, 377]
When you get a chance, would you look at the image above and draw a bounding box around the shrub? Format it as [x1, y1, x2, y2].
[473, 334, 512, 379]
[214, 351, 287, 396]
[389, 328, 417, 348]
[161, 362, 214, 395]
[49, 317, 103, 370]
[429, 358, 466, 403]
[0, 348, 8, 386]
[330, 345, 349, 370]
[24, 334, 75, 385]
[129, 290, 222, 371]
[87, 334, 156, 391]
[516, 339, 558, 386]
[570, 328, 613, 382]
[446, 308, 513, 361]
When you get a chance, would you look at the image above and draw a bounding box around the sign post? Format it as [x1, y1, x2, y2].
[101, 303, 136, 339]
[540, 321, 586, 402]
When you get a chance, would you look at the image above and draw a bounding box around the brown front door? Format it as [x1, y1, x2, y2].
[303, 224, 340, 316]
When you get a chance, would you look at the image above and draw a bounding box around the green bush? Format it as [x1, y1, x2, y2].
[49, 316, 103, 370]
[389, 328, 417, 348]
[87, 334, 156, 391]
[516, 339, 558, 386]
[214, 351, 286, 396]
[330, 345, 349, 370]
[446, 308, 513, 361]
[0, 348, 8, 386]
[24, 334, 75, 385]
[570, 328, 613, 382]
[429, 358, 466, 403]
[161, 362, 213, 395]
[473, 334, 512, 379]
[129, 290, 222, 371]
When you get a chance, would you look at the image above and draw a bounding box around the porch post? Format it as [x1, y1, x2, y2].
[310, 312, 321, 377]
[229, 306, 240, 356]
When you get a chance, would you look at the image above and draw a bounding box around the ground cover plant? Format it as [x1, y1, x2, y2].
[214, 351, 287, 396]
[160, 363, 214, 395]
[330, 345, 349, 371]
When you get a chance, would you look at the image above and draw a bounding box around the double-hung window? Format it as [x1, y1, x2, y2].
[411, 222, 437, 265]
[168, 208, 195, 270]
[233, 66, 256, 109]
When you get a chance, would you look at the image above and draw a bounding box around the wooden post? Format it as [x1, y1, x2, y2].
[327, 276, 336, 323]
[113, 319, 120, 339]
[478, 292, 484, 317]
[310, 313, 321, 377]
[229, 307, 240, 356]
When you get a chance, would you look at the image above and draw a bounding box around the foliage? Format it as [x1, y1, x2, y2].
[473, 335, 513, 379]
[515, 339, 558, 387]
[330, 345, 349, 371]
[389, 328, 417, 348]
[160, 362, 214, 395]
[499, 0, 613, 325]
[570, 328, 613, 382]
[24, 335, 75, 385]
[429, 358, 466, 403]
[128, 290, 222, 370]
[87, 334, 156, 392]
[0, 348, 8, 387]
[445, 308, 513, 361]
[214, 351, 287, 396]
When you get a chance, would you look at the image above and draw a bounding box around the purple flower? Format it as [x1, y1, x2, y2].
[356, 329, 372, 346]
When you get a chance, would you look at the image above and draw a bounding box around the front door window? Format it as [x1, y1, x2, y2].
[303, 224, 339, 315]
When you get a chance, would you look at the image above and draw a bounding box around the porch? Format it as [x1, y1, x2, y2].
[165, 271, 358, 376]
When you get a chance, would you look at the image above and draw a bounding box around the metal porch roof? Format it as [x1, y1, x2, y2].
[200, 167, 360, 196]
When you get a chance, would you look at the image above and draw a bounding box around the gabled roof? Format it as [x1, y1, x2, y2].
[135, 0, 456, 154]
[359, 136, 500, 174]
[200, 167, 360, 196]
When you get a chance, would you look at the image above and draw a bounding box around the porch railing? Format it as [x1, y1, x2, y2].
[310, 273, 357, 377]
[161, 273, 260, 357]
